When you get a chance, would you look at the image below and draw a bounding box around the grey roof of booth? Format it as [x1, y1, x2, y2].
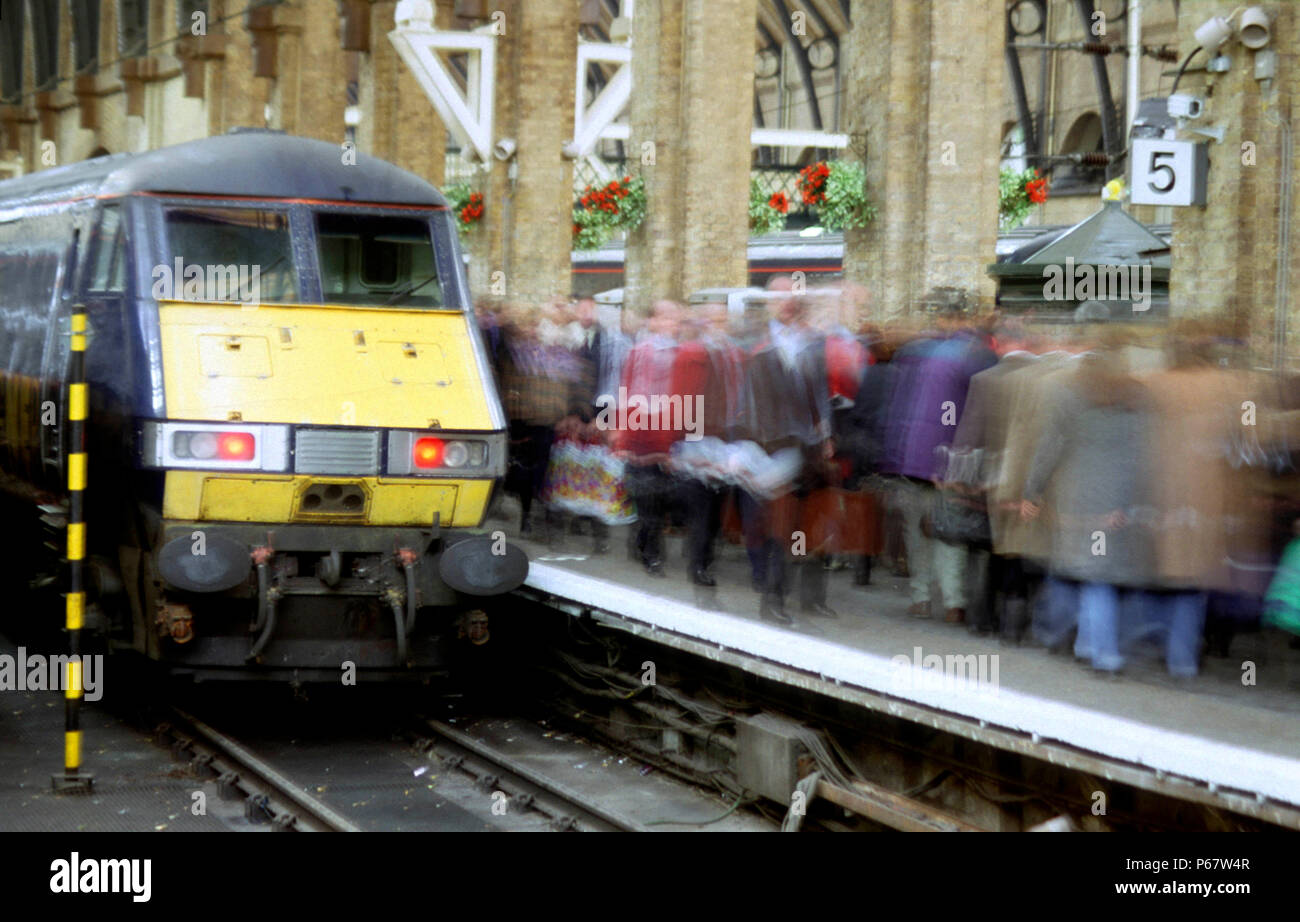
[990, 201, 1170, 277]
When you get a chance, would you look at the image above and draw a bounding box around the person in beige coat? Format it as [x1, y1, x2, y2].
[1133, 339, 1271, 676]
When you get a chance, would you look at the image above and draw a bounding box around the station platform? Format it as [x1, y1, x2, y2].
[0, 638, 223, 832]
[507, 518, 1300, 820]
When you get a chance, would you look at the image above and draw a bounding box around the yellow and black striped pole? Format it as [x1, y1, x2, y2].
[54, 309, 93, 792]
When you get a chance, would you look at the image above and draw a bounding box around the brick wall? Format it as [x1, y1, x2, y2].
[1169, 1, 1299, 366]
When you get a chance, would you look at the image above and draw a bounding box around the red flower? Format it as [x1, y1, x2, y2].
[1025, 177, 1048, 205]
[768, 191, 789, 214]
[798, 161, 829, 205]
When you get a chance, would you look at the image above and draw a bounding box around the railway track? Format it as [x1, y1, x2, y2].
[159, 705, 652, 832]
[409, 718, 649, 832]
[159, 708, 362, 832]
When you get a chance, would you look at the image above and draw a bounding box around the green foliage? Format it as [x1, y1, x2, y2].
[573, 175, 647, 251]
[807, 160, 877, 232]
[749, 177, 788, 236]
[999, 166, 1047, 230]
[445, 182, 483, 236]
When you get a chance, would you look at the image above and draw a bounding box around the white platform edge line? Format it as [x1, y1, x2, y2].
[525, 563, 1300, 805]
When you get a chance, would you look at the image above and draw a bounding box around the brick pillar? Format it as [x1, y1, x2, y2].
[210, 0, 272, 135]
[361, 0, 446, 185]
[1168, 1, 1300, 367]
[464, 0, 577, 307]
[265, 4, 302, 133]
[625, 0, 757, 315]
[267, 0, 346, 142]
[297, 0, 348, 142]
[843, 0, 1005, 320]
[92, 0, 129, 154]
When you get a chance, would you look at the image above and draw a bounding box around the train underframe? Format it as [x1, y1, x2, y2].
[2, 488, 524, 683]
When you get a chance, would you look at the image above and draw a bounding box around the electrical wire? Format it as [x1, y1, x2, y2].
[643, 791, 750, 827]
[701, 686, 755, 711]
[780, 770, 821, 832]
[1169, 44, 1203, 96]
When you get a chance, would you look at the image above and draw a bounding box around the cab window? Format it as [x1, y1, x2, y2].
[315, 212, 443, 307]
[163, 206, 298, 302]
[89, 205, 126, 293]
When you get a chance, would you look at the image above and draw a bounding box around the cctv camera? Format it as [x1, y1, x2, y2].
[493, 138, 517, 161]
[1239, 7, 1270, 50]
[1194, 15, 1233, 50]
[1167, 93, 1204, 120]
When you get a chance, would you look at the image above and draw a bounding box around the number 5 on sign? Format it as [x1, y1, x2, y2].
[1130, 138, 1208, 206]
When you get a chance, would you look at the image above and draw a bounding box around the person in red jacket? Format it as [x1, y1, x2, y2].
[669, 308, 736, 586]
[613, 301, 683, 576]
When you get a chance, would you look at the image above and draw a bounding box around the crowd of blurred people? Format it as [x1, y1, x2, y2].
[478, 279, 1300, 681]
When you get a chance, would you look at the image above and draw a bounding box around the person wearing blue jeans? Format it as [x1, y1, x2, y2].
[1077, 582, 1124, 672]
[1020, 346, 1155, 674]
[1161, 591, 1207, 677]
[1033, 574, 1080, 650]
[1130, 589, 1207, 677]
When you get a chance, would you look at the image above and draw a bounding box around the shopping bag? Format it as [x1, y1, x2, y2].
[541, 440, 638, 525]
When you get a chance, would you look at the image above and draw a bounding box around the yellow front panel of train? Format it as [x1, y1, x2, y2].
[157, 301, 494, 431]
[165, 471, 490, 527]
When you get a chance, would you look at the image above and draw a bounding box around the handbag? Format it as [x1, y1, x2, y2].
[930, 447, 992, 548]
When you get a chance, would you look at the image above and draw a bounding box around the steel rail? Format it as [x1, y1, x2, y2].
[418, 718, 648, 832]
[166, 707, 362, 832]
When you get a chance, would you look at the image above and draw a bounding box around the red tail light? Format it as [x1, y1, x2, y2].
[413, 437, 444, 469]
[148, 422, 287, 471]
[218, 432, 256, 461]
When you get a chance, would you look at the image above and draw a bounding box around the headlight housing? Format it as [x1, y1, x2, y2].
[141, 421, 290, 471]
[388, 431, 501, 476]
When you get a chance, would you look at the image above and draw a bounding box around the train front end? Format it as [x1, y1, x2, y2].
[133, 192, 525, 679]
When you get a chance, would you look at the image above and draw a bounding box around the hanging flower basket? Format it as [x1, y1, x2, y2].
[798, 160, 877, 231]
[573, 174, 647, 251]
[749, 177, 788, 236]
[446, 183, 484, 235]
[999, 166, 1049, 230]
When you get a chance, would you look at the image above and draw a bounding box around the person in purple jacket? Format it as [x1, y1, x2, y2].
[879, 310, 997, 622]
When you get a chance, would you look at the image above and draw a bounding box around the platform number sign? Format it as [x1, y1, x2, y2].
[1130, 138, 1208, 206]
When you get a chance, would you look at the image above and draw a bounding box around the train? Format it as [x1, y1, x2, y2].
[0, 129, 527, 681]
